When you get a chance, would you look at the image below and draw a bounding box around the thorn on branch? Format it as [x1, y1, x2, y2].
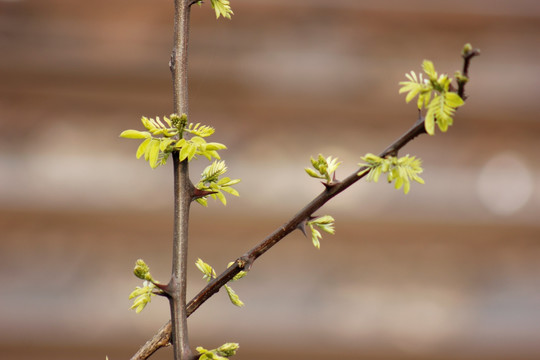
[192, 188, 217, 200]
[296, 216, 317, 238]
[153, 282, 170, 295]
[322, 174, 340, 190]
[296, 220, 308, 237]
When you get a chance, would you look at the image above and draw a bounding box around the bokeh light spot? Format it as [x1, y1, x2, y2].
[476, 152, 533, 215]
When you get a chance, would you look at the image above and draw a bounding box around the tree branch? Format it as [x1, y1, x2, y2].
[167, 1, 193, 360]
[131, 42, 480, 360]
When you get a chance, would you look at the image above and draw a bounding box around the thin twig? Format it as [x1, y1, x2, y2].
[458, 47, 481, 100]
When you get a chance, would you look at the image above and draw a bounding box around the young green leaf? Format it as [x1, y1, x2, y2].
[179, 141, 197, 162]
[210, 0, 234, 19]
[196, 258, 217, 281]
[422, 60, 438, 81]
[225, 284, 244, 307]
[148, 139, 161, 168]
[120, 129, 151, 139]
[136, 138, 151, 159]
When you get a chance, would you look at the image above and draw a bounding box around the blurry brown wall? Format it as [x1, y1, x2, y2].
[1, 1, 539, 359]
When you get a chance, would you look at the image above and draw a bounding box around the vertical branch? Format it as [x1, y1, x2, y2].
[169, 152, 193, 360]
[168, 1, 193, 360]
[172, 0, 190, 115]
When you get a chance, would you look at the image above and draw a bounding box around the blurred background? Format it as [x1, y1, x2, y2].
[1, 0, 540, 359]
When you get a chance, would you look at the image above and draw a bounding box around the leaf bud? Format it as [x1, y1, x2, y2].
[462, 43, 473, 56]
[217, 343, 240, 357]
[170, 113, 188, 129]
[454, 71, 469, 84]
[133, 259, 153, 281]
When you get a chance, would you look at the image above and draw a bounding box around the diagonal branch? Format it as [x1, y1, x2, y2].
[130, 48, 479, 360]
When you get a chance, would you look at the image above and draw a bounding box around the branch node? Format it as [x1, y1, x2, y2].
[237, 255, 254, 271]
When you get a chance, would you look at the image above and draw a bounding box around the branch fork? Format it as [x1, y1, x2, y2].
[129, 7, 480, 356]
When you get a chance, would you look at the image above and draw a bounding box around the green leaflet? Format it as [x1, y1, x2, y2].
[120, 129, 151, 139]
[136, 138, 151, 159]
[148, 139, 161, 168]
[179, 140, 197, 162]
[422, 59, 437, 81]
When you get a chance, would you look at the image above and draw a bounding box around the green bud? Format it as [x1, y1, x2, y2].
[455, 71, 469, 84]
[170, 113, 188, 129]
[462, 43, 473, 56]
[217, 343, 239, 357]
[133, 259, 153, 281]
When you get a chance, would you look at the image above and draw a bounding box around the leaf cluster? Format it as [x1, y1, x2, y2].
[399, 60, 464, 135]
[207, 0, 234, 19]
[195, 161, 240, 206]
[129, 281, 158, 314]
[129, 259, 162, 313]
[305, 154, 342, 184]
[196, 259, 246, 307]
[120, 114, 226, 169]
[359, 153, 424, 194]
[306, 215, 335, 249]
[196, 343, 239, 360]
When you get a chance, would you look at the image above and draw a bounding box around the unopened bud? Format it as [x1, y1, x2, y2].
[462, 43, 473, 56]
